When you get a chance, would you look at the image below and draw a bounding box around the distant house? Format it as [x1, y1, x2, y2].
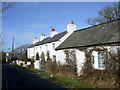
[56, 19, 120, 75]
[27, 21, 77, 69]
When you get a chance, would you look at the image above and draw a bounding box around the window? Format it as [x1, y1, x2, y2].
[53, 43, 55, 49]
[46, 44, 48, 50]
[98, 51, 106, 69]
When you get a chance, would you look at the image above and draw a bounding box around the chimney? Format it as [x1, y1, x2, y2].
[40, 34, 46, 41]
[50, 28, 58, 37]
[67, 21, 76, 34]
[33, 37, 38, 44]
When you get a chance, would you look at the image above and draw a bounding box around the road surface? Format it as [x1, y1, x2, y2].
[2, 64, 67, 89]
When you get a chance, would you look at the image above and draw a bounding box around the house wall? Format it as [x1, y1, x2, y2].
[57, 46, 120, 76]
[28, 32, 72, 61]
[27, 32, 73, 69]
[91, 46, 119, 70]
[27, 47, 34, 59]
[34, 60, 41, 69]
[27, 21, 77, 69]
[75, 49, 85, 76]
[56, 50, 66, 65]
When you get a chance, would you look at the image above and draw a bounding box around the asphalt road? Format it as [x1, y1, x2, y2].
[2, 64, 67, 90]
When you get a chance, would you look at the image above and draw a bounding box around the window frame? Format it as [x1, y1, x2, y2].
[98, 51, 106, 69]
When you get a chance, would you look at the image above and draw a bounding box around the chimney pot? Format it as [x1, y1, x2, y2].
[52, 28, 55, 31]
[33, 37, 38, 44]
[71, 21, 74, 24]
[40, 34, 46, 41]
[67, 21, 76, 33]
[50, 28, 58, 37]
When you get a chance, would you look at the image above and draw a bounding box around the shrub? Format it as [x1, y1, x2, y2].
[46, 50, 52, 62]
[81, 46, 120, 88]
[41, 52, 46, 67]
[10, 56, 18, 61]
[36, 53, 39, 60]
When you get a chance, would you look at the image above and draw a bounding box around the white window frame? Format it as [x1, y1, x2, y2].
[98, 51, 106, 69]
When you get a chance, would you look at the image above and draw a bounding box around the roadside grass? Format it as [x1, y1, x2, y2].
[12, 64, 93, 88]
[38, 71, 93, 88]
[12, 64, 35, 71]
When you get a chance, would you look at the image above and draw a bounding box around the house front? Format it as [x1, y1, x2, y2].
[27, 21, 77, 69]
[56, 19, 120, 75]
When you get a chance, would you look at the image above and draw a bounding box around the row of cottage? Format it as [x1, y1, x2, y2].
[27, 20, 120, 75]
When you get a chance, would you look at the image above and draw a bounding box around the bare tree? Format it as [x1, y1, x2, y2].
[64, 50, 77, 75]
[13, 44, 30, 54]
[1, 2, 15, 12]
[0, 1, 15, 49]
[86, 2, 120, 25]
[41, 52, 46, 66]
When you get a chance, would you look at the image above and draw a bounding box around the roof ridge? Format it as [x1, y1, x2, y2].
[75, 19, 120, 33]
[56, 19, 119, 50]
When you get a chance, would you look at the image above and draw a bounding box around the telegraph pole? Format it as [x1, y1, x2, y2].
[11, 36, 14, 57]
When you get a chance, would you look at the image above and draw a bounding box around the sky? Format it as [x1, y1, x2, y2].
[2, 2, 114, 52]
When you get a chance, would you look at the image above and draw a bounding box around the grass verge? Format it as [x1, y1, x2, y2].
[12, 64, 35, 71]
[12, 64, 93, 88]
[38, 71, 93, 88]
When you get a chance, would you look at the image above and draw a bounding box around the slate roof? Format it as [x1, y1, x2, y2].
[56, 19, 120, 50]
[29, 31, 67, 48]
[28, 44, 35, 48]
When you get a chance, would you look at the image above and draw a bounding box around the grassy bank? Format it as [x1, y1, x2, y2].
[12, 64, 93, 88]
[39, 71, 93, 88]
[12, 64, 35, 71]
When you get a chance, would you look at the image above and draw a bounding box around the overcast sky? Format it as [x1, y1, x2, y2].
[3, 2, 113, 52]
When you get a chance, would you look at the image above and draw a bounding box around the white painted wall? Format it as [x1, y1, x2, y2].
[92, 51, 98, 69]
[56, 50, 66, 65]
[27, 22, 119, 74]
[67, 21, 76, 34]
[27, 21, 76, 62]
[91, 46, 119, 70]
[27, 47, 34, 59]
[27, 62, 31, 65]
[6, 53, 9, 62]
[76, 49, 85, 76]
[34, 60, 41, 69]
[58, 46, 119, 76]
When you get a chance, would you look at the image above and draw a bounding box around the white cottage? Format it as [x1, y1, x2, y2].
[56, 19, 120, 75]
[27, 21, 77, 69]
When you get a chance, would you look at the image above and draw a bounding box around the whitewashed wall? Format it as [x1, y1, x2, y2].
[75, 49, 85, 76]
[56, 50, 66, 65]
[34, 60, 41, 69]
[92, 51, 98, 69]
[61, 46, 120, 76]
[27, 62, 31, 65]
[27, 47, 34, 59]
[92, 46, 119, 70]
[32, 31, 73, 62]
